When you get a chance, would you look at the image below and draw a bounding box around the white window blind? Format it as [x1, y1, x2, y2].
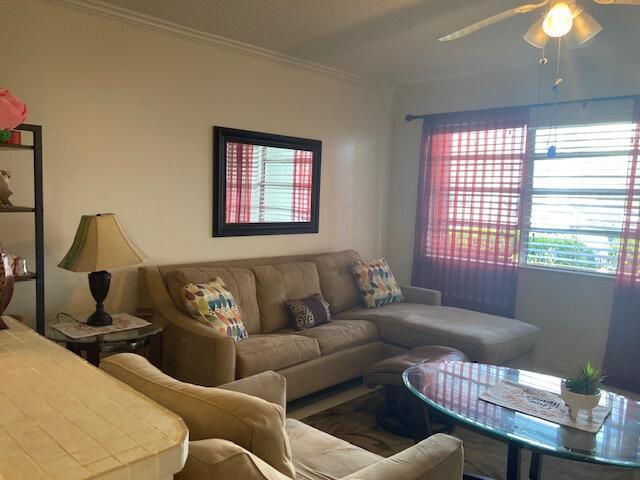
[522, 99, 637, 274]
[248, 146, 296, 223]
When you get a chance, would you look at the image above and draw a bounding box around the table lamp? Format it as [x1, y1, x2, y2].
[58, 213, 147, 327]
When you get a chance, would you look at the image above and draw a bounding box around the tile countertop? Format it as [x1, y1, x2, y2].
[0, 316, 188, 480]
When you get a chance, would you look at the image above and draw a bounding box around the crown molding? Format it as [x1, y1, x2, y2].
[52, 0, 393, 91]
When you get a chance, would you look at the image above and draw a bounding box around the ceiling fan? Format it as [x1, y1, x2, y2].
[439, 0, 640, 49]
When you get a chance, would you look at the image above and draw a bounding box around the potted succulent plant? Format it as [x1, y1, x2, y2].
[561, 362, 604, 420]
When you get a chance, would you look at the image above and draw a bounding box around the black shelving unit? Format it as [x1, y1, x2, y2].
[0, 124, 44, 333]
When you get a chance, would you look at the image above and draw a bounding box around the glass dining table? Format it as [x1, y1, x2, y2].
[403, 361, 640, 480]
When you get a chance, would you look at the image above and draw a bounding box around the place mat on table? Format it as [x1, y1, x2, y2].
[51, 313, 150, 339]
[480, 380, 610, 433]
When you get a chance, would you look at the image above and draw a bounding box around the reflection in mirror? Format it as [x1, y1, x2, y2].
[225, 143, 313, 223]
[214, 127, 321, 237]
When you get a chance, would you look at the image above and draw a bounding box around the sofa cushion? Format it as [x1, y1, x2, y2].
[285, 293, 332, 331]
[235, 334, 321, 378]
[164, 267, 261, 334]
[179, 439, 293, 480]
[337, 303, 539, 365]
[313, 250, 362, 314]
[285, 418, 382, 480]
[283, 320, 379, 356]
[253, 262, 322, 334]
[183, 279, 248, 340]
[351, 257, 404, 309]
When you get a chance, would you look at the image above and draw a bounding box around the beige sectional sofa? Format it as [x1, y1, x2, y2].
[139, 249, 539, 401]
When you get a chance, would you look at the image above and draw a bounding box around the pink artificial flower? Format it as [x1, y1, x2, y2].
[0, 89, 27, 130]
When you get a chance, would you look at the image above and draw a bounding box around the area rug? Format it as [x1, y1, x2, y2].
[301, 391, 638, 480]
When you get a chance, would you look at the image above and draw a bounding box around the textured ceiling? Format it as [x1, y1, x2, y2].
[97, 0, 640, 85]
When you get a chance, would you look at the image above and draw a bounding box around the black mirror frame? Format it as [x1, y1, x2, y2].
[213, 127, 322, 237]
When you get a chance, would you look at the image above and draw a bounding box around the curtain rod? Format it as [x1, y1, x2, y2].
[405, 93, 640, 122]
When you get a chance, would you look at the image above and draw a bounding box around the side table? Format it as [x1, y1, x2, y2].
[46, 313, 163, 367]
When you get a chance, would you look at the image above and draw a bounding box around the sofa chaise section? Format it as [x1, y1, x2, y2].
[338, 293, 539, 365]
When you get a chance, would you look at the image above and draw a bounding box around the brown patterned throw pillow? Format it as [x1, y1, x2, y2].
[285, 293, 331, 331]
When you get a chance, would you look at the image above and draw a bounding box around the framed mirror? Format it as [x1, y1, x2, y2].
[213, 127, 321, 237]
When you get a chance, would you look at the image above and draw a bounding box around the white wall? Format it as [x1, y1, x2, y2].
[3, 0, 635, 375]
[0, 0, 393, 325]
[388, 49, 640, 375]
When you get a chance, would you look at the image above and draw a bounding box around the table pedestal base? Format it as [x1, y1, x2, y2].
[411, 397, 544, 480]
[461, 447, 542, 480]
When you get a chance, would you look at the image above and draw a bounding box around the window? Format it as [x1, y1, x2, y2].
[523, 122, 637, 274]
[417, 97, 640, 277]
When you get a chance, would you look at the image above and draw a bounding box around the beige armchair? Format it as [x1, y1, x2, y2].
[101, 353, 464, 480]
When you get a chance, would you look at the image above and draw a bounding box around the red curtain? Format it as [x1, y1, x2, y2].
[292, 150, 313, 222]
[225, 143, 254, 223]
[412, 109, 529, 317]
[603, 99, 640, 393]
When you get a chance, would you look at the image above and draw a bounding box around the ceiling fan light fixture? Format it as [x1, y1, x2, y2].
[542, 2, 574, 37]
[524, 18, 549, 48]
[566, 11, 603, 46]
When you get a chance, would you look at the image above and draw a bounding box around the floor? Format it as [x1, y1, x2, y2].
[288, 377, 377, 419]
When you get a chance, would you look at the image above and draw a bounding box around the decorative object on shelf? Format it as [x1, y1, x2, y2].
[12, 257, 28, 277]
[0, 131, 22, 145]
[213, 127, 322, 237]
[0, 246, 14, 317]
[561, 361, 604, 420]
[0, 88, 27, 143]
[58, 213, 147, 327]
[0, 170, 13, 207]
[7, 131, 21, 145]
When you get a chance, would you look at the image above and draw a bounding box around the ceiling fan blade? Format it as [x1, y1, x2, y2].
[593, 0, 640, 5]
[565, 11, 603, 48]
[523, 18, 549, 48]
[439, 0, 552, 41]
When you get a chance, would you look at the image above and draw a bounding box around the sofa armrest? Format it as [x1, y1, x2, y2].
[140, 266, 236, 386]
[401, 285, 442, 306]
[163, 309, 237, 386]
[218, 371, 287, 413]
[101, 353, 295, 479]
[177, 439, 293, 480]
[341, 434, 463, 480]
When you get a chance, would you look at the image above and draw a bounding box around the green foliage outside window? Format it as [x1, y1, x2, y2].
[526, 233, 617, 272]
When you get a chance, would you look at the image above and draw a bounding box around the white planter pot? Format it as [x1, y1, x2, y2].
[560, 381, 601, 420]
